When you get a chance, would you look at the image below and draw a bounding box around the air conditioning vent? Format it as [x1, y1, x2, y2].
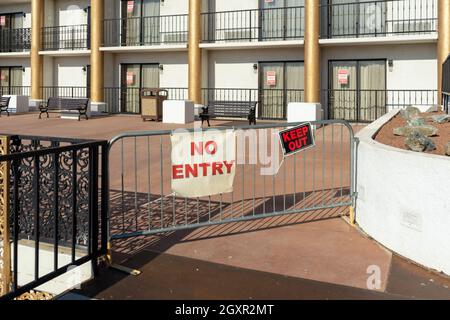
[161, 32, 188, 44]
[393, 21, 435, 33]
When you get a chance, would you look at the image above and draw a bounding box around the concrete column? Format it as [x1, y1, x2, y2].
[188, 0, 202, 105]
[438, 0, 450, 102]
[304, 0, 320, 103]
[90, 0, 106, 112]
[31, 0, 44, 101]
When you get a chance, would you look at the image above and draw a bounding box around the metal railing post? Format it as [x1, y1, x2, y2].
[0, 136, 11, 296]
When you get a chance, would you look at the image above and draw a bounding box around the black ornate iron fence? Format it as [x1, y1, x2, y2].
[103, 14, 188, 47]
[202, 6, 305, 43]
[320, 0, 437, 39]
[0, 135, 108, 300]
[42, 25, 90, 51]
[0, 28, 31, 52]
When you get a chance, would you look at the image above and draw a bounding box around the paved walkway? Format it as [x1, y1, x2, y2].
[2, 114, 449, 299]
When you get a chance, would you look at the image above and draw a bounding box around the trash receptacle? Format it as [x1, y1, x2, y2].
[140, 88, 168, 122]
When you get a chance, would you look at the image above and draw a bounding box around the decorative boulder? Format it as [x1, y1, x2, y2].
[428, 114, 450, 124]
[400, 106, 421, 120]
[405, 131, 436, 153]
[407, 118, 425, 127]
[425, 105, 441, 113]
[446, 142, 450, 156]
[393, 125, 438, 137]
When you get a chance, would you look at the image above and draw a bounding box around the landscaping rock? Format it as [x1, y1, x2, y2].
[405, 131, 436, 152]
[393, 125, 438, 137]
[425, 105, 440, 113]
[428, 114, 450, 124]
[407, 117, 426, 127]
[400, 106, 421, 120]
[446, 142, 450, 156]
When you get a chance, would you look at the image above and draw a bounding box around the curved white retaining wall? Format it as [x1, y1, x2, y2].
[356, 110, 450, 276]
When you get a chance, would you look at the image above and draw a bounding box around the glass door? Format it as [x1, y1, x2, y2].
[261, 0, 304, 40]
[330, 61, 358, 121]
[142, 0, 160, 45]
[0, 66, 23, 95]
[0, 13, 24, 52]
[259, 61, 304, 120]
[329, 60, 386, 122]
[122, 0, 160, 46]
[120, 63, 159, 113]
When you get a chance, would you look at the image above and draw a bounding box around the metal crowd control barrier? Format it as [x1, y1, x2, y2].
[106, 120, 357, 241]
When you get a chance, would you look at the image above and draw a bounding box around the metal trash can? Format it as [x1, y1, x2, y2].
[140, 88, 168, 122]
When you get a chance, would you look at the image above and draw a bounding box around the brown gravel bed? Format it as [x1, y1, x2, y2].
[374, 111, 450, 156]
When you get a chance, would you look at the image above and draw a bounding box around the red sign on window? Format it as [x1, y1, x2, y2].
[0, 16, 6, 27]
[127, 1, 135, 13]
[338, 69, 349, 85]
[126, 72, 134, 85]
[266, 71, 276, 86]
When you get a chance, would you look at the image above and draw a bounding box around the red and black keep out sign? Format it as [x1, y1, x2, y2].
[279, 123, 315, 157]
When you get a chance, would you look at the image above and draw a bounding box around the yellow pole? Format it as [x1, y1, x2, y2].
[0, 136, 11, 296]
[304, 0, 320, 103]
[438, 0, 450, 103]
[31, 0, 44, 100]
[188, 0, 202, 104]
[91, 0, 105, 102]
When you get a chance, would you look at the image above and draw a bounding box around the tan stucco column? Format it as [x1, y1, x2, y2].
[31, 0, 44, 101]
[188, 0, 202, 104]
[91, 0, 104, 104]
[304, 0, 321, 103]
[438, 0, 450, 102]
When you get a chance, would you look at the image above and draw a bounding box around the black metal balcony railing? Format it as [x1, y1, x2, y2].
[202, 6, 305, 43]
[0, 28, 31, 52]
[324, 89, 438, 122]
[42, 25, 90, 51]
[0, 86, 31, 96]
[103, 14, 188, 47]
[320, 0, 437, 39]
[41, 86, 89, 101]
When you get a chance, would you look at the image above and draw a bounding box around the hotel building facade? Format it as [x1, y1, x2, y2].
[0, 0, 448, 122]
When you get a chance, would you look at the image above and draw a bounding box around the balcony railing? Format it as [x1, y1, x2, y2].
[0, 28, 31, 52]
[202, 6, 305, 43]
[324, 89, 438, 122]
[42, 25, 90, 51]
[103, 14, 188, 47]
[320, 0, 437, 39]
[0, 86, 30, 96]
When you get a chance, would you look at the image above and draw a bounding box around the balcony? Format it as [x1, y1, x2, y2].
[103, 14, 188, 48]
[320, 0, 437, 39]
[0, 28, 31, 53]
[202, 6, 305, 44]
[41, 25, 90, 51]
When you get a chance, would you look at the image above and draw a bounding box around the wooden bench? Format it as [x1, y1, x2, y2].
[39, 97, 90, 121]
[200, 100, 257, 127]
[0, 96, 11, 117]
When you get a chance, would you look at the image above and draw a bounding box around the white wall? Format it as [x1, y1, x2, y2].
[356, 110, 450, 276]
[321, 43, 437, 91]
[54, 56, 89, 87]
[110, 51, 188, 88]
[55, 0, 90, 26]
[209, 47, 304, 89]
[214, 0, 259, 12]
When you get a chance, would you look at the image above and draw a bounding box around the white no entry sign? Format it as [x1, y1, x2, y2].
[171, 130, 236, 198]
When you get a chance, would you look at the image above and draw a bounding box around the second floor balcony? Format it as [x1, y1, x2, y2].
[202, 6, 305, 43]
[103, 14, 188, 47]
[320, 0, 437, 39]
[0, 28, 31, 53]
[41, 25, 90, 51]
